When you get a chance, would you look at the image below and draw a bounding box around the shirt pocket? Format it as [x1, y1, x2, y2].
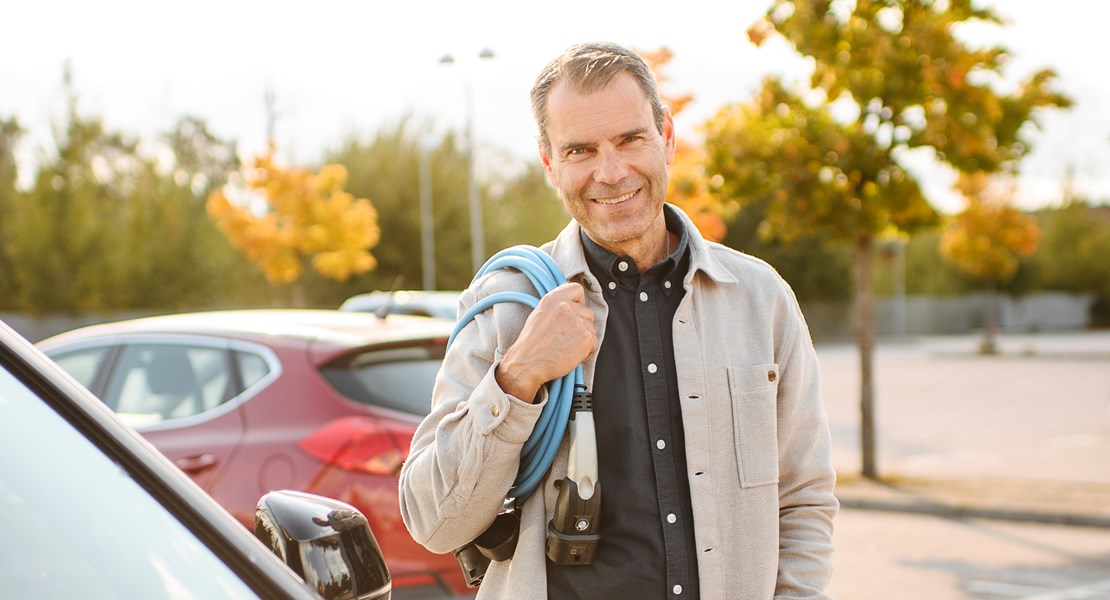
[726, 363, 780, 488]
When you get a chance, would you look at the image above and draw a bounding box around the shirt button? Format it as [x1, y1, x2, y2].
[618, 261, 629, 272]
[768, 370, 777, 382]
[673, 584, 683, 595]
[639, 291, 648, 302]
[667, 513, 677, 524]
[647, 363, 658, 374]
[608, 281, 617, 291]
[490, 405, 500, 417]
[664, 280, 672, 289]
[656, 439, 666, 450]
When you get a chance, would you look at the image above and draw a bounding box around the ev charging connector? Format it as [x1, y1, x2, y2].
[453, 509, 519, 588]
[545, 386, 601, 565]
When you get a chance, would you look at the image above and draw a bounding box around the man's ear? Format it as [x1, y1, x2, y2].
[662, 107, 677, 165]
[539, 139, 559, 187]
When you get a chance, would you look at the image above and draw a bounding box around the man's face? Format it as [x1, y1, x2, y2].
[539, 73, 675, 256]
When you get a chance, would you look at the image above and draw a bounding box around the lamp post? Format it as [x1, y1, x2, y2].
[440, 48, 495, 274]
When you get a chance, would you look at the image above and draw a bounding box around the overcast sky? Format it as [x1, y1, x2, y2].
[3, 0, 1108, 213]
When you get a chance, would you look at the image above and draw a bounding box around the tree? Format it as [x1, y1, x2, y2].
[746, 0, 1071, 478]
[207, 146, 380, 306]
[721, 196, 854, 304]
[704, 78, 937, 478]
[0, 117, 22, 307]
[4, 69, 256, 314]
[327, 118, 567, 298]
[1026, 199, 1110, 327]
[5, 67, 139, 314]
[940, 173, 1040, 353]
[326, 121, 472, 296]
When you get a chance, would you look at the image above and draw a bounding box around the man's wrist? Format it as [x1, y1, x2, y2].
[495, 359, 542, 403]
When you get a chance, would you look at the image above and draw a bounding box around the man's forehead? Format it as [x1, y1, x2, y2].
[546, 74, 654, 143]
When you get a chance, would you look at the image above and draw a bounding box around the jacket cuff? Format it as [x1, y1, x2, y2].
[471, 359, 548, 443]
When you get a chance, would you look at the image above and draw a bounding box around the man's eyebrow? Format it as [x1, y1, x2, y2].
[557, 140, 593, 155]
[619, 127, 652, 139]
[556, 127, 653, 155]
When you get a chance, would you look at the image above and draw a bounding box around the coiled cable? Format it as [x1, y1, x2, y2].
[447, 245, 584, 503]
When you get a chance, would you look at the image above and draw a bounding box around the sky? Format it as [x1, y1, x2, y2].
[3, 0, 1109, 213]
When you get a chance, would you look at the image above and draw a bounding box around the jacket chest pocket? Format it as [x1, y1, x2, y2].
[726, 364, 780, 488]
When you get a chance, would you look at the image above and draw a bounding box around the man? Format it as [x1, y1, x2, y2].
[399, 42, 837, 599]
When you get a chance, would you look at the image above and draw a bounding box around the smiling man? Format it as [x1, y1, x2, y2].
[400, 42, 838, 599]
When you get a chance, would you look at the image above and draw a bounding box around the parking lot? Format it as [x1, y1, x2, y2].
[817, 330, 1110, 599]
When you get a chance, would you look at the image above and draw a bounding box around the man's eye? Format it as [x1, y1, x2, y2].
[566, 148, 589, 156]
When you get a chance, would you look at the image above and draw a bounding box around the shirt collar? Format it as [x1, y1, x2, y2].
[544, 203, 739, 291]
[578, 205, 689, 298]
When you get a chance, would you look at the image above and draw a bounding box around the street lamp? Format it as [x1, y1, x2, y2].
[439, 48, 495, 274]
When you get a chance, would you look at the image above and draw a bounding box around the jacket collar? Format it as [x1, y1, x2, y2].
[545, 203, 738, 287]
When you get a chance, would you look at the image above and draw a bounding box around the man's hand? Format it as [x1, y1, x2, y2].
[495, 282, 598, 403]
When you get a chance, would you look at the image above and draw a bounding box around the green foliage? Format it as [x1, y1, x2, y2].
[1026, 200, 1110, 325]
[760, 0, 1071, 174]
[482, 160, 566, 250]
[893, 230, 975, 296]
[0, 117, 23, 307]
[6, 104, 132, 313]
[705, 77, 938, 245]
[1, 74, 258, 315]
[326, 120, 564, 303]
[325, 120, 471, 297]
[721, 198, 853, 303]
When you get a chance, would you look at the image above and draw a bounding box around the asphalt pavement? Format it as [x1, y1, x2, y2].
[815, 329, 1110, 529]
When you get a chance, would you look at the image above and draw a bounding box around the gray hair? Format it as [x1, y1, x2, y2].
[530, 42, 666, 153]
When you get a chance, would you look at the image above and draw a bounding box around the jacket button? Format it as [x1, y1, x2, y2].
[767, 370, 776, 382]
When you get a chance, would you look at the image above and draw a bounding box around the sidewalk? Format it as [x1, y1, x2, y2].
[816, 329, 1110, 529]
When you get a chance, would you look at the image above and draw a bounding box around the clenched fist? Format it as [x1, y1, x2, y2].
[495, 282, 598, 402]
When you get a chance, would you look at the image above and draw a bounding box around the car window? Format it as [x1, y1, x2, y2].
[50, 346, 111, 391]
[320, 344, 444, 416]
[0, 365, 258, 599]
[235, 350, 271, 389]
[104, 344, 232, 425]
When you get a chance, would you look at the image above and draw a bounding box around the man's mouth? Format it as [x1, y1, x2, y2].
[592, 189, 637, 205]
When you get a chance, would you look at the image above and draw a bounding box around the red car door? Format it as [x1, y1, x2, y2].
[103, 342, 247, 500]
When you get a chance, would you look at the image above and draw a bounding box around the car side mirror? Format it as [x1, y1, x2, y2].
[255, 490, 392, 600]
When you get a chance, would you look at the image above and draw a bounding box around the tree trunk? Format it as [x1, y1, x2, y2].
[854, 236, 878, 479]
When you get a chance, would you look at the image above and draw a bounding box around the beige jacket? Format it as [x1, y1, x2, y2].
[399, 206, 837, 599]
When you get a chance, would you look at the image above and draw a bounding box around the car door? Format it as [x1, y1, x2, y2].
[97, 340, 248, 495]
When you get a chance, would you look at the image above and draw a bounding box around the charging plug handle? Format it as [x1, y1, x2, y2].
[546, 477, 601, 564]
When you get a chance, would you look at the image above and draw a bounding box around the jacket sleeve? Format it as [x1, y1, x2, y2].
[774, 292, 839, 598]
[398, 283, 547, 555]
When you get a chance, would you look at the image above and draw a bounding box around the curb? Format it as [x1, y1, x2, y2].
[836, 495, 1110, 529]
[833, 475, 1110, 529]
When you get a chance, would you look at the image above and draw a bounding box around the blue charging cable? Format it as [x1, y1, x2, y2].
[447, 245, 584, 503]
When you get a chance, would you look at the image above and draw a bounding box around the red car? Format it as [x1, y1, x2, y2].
[38, 309, 471, 598]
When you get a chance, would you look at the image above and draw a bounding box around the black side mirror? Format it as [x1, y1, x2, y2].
[255, 490, 392, 600]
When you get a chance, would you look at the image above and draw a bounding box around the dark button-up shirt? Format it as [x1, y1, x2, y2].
[547, 206, 698, 599]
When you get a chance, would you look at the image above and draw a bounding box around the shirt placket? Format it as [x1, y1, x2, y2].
[635, 275, 689, 597]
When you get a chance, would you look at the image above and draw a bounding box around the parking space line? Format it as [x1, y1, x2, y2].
[1020, 577, 1110, 599]
[968, 580, 1051, 597]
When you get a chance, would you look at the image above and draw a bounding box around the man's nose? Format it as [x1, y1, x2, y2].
[593, 147, 630, 185]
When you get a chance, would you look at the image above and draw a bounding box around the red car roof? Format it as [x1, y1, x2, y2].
[39, 309, 455, 351]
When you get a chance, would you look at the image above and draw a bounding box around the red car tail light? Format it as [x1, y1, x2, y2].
[298, 416, 414, 476]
